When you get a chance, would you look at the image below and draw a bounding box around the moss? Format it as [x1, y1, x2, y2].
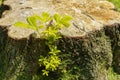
[55, 29, 112, 80]
[105, 24, 120, 74]
[0, 24, 120, 80]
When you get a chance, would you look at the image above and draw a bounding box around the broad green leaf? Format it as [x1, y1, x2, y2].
[61, 15, 72, 27]
[41, 12, 50, 22]
[27, 16, 37, 27]
[61, 15, 73, 22]
[28, 25, 37, 30]
[14, 22, 30, 28]
[61, 21, 70, 27]
[14, 22, 36, 30]
[54, 14, 61, 23]
[34, 15, 43, 22]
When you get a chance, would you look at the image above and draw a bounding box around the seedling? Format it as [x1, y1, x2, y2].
[14, 12, 73, 76]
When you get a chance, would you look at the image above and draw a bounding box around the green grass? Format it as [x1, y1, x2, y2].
[0, 0, 2, 6]
[107, 68, 120, 80]
[107, 0, 120, 11]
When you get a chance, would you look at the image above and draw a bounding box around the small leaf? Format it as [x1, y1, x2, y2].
[37, 24, 44, 29]
[34, 15, 43, 22]
[61, 15, 73, 22]
[61, 15, 72, 27]
[54, 14, 61, 23]
[14, 22, 29, 28]
[43, 60, 49, 65]
[61, 21, 70, 27]
[49, 46, 61, 55]
[50, 64, 56, 71]
[14, 22, 36, 30]
[41, 12, 50, 22]
[38, 56, 44, 62]
[42, 70, 49, 76]
[27, 16, 37, 27]
[46, 63, 50, 69]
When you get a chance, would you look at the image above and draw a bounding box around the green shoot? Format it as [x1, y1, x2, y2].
[14, 12, 73, 76]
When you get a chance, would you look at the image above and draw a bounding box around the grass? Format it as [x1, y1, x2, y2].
[107, 0, 120, 11]
[106, 1, 120, 79]
[107, 68, 120, 80]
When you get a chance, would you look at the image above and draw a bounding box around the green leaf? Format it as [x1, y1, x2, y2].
[14, 22, 30, 28]
[61, 15, 72, 27]
[14, 12, 73, 76]
[41, 12, 50, 22]
[46, 63, 50, 69]
[14, 22, 36, 30]
[49, 46, 61, 55]
[34, 15, 43, 22]
[27, 16, 37, 27]
[43, 60, 49, 65]
[61, 21, 70, 27]
[38, 24, 44, 29]
[54, 14, 61, 23]
[50, 64, 56, 71]
[42, 70, 49, 76]
[38, 56, 44, 62]
[61, 15, 73, 22]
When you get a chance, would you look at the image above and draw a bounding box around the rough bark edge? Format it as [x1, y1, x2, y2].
[0, 23, 120, 80]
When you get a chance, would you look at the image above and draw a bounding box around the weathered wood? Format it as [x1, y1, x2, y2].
[0, 0, 120, 80]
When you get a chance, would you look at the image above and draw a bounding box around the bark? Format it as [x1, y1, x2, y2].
[105, 24, 120, 74]
[0, 0, 120, 80]
[0, 24, 120, 80]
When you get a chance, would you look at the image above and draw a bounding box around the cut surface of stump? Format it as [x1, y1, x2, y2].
[0, 0, 120, 80]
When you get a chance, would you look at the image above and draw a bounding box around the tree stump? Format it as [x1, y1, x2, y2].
[0, 0, 120, 80]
